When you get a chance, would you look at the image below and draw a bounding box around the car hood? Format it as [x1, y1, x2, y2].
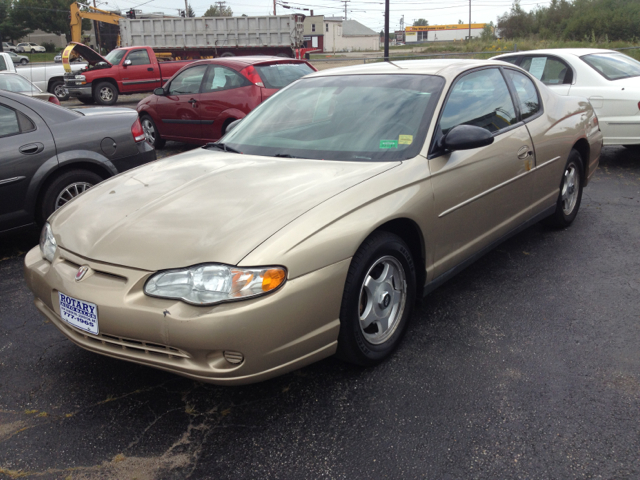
[51, 149, 397, 271]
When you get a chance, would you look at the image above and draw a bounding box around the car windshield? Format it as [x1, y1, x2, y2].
[105, 49, 126, 65]
[254, 62, 315, 89]
[580, 53, 640, 80]
[0, 74, 40, 93]
[222, 74, 445, 162]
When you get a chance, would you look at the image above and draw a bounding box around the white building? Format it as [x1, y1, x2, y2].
[306, 17, 379, 53]
[405, 24, 488, 43]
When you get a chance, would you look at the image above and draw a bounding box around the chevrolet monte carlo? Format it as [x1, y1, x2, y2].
[24, 59, 602, 385]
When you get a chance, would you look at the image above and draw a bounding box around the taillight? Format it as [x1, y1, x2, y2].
[131, 118, 145, 143]
[638, 101, 640, 111]
[48, 95, 60, 105]
[240, 65, 264, 87]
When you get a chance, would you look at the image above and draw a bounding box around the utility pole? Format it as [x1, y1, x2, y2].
[185, 0, 189, 17]
[93, 0, 102, 53]
[341, 0, 350, 20]
[383, 0, 389, 60]
[468, 0, 471, 41]
[274, 0, 276, 15]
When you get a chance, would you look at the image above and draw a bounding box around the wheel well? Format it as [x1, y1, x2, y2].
[375, 218, 426, 292]
[47, 76, 64, 91]
[92, 78, 119, 93]
[572, 138, 590, 182]
[221, 117, 236, 134]
[34, 162, 112, 221]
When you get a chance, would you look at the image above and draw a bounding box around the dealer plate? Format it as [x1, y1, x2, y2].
[58, 292, 99, 335]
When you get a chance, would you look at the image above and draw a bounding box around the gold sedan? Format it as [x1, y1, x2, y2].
[24, 59, 602, 385]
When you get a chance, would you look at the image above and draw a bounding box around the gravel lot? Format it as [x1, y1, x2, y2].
[0, 145, 639, 479]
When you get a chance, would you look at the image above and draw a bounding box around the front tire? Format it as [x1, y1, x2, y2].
[336, 231, 416, 366]
[543, 149, 584, 228]
[140, 115, 165, 148]
[20, 58, 28, 65]
[49, 80, 69, 101]
[39, 170, 104, 223]
[94, 81, 118, 105]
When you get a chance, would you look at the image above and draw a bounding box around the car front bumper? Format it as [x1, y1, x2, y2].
[24, 246, 348, 385]
[66, 84, 92, 98]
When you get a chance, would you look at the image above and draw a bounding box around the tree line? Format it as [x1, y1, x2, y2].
[497, 0, 640, 41]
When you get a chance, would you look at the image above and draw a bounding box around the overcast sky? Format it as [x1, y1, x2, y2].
[102, 0, 552, 34]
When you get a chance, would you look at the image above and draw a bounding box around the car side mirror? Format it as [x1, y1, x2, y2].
[225, 118, 242, 133]
[123, 59, 132, 67]
[154, 87, 166, 96]
[440, 125, 494, 151]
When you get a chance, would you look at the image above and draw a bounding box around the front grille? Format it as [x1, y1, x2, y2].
[81, 332, 190, 359]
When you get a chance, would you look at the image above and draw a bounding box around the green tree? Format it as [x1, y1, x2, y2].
[480, 21, 495, 41]
[204, 3, 233, 17]
[413, 18, 428, 26]
[0, 0, 31, 42]
[187, 3, 196, 17]
[13, 0, 91, 43]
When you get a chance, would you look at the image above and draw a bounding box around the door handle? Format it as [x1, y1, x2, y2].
[189, 98, 197, 107]
[147, 67, 154, 71]
[19, 143, 44, 155]
[517, 145, 533, 159]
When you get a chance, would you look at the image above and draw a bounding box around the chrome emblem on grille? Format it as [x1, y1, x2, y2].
[75, 266, 89, 282]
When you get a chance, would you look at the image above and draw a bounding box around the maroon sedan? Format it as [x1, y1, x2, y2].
[136, 56, 316, 148]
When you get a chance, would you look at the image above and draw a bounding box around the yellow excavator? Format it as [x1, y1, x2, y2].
[69, 2, 123, 44]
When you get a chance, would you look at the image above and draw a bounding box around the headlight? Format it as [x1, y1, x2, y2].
[39, 222, 57, 262]
[144, 264, 287, 306]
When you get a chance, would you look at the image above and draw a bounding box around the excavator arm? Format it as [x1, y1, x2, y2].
[70, 2, 123, 44]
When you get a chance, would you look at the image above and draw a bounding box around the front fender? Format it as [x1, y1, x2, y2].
[239, 158, 436, 282]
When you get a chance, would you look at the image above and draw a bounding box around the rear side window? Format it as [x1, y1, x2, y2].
[0, 104, 20, 137]
[202, 66, 249, 92]
[581, 53, 640, 80]
[505, 69, 540, 120]
[254, 63, 315, 89]
[127, 50, 151, 66]
[439, 68, 517, 135]
[519, 56, 571, 84]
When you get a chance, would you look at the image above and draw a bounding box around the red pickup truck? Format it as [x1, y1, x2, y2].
[63, 43, 194, 105]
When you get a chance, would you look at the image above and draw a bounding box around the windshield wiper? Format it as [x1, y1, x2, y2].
[273, 153, 298, 158]
[204, 142, 241, 154]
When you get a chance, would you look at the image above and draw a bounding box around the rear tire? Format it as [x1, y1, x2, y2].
[20, 58, 28, 65]
[543, 149, 584, 229]
[336, 231, 416, 366]
[40, 170, 104, 223]
[94, 81, 118, 105]
[140, 115, 165, 149]
[49, 80, 69, 101]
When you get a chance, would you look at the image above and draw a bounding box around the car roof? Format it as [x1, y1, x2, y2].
[305, 58, 512, 79]
[188, 56, 310, 68]
[494, 48, 618, 58]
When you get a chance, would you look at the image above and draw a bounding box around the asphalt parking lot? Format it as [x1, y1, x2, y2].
[1, 145, 639, 479]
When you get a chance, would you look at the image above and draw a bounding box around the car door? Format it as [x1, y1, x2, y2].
[156, 64, 209, 141]
[0, 98, 57, 230]
[428, 67, 536, 278]
[197, 65, 258, 140]
[120, 49, 160, 93]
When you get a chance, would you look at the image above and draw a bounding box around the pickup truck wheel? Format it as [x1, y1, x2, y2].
[141, 115, 165, 149]
[49, 80, 69, 101]
[94, 82, 118, 105]
[20, 58, 28, 65]
[40, 170, 104, 223]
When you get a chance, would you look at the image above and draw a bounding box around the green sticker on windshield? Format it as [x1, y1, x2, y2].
[380, 140, 398, 149]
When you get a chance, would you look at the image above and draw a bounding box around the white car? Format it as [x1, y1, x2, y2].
[16, 42, 46, 53]
[494, 49, 640, 147]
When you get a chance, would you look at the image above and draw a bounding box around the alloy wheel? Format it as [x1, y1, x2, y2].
[358, 255, 407, 345]
[561, 164, 580, 215]
[54, 182, 93, 210]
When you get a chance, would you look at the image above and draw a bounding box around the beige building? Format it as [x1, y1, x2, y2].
[302, 16, 379, 53]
